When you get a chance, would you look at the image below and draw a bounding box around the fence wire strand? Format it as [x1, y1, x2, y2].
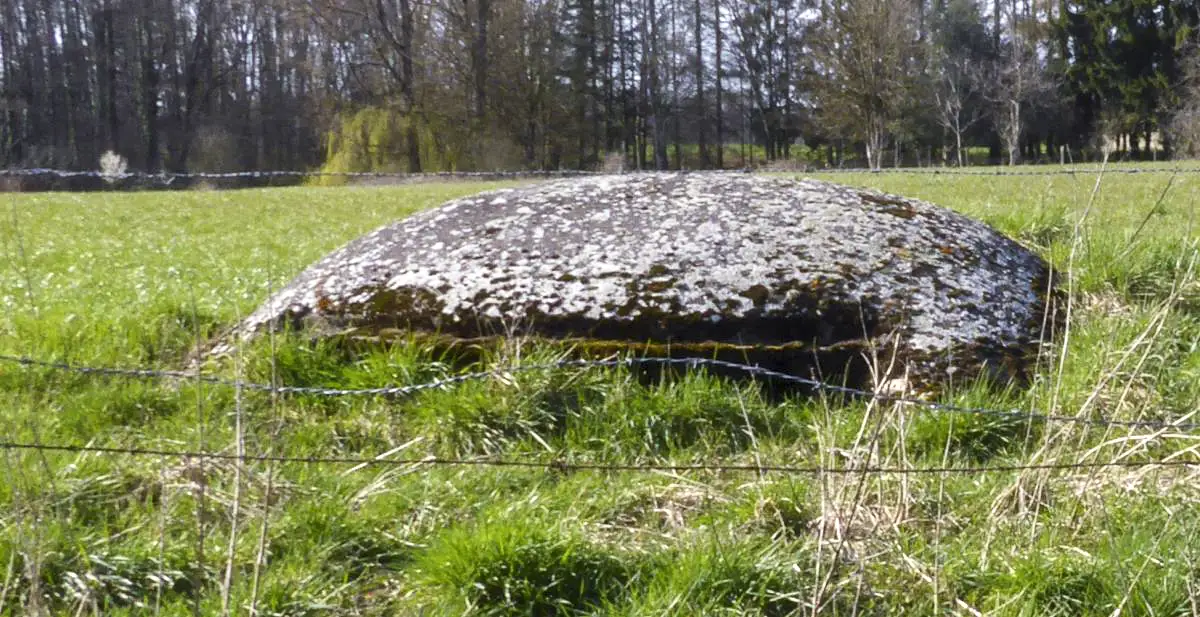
[0, 438, 1194, 475]
[2, 166, 1199, 183]
[3, 352, 1198, 432]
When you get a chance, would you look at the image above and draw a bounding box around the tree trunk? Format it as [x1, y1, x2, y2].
[105, 2, 119, 153]
[573, 0, 595, 166]
[0, 0, 20, 163]
[602, 0, 617, 153]
[782, 0, 791, 160]
[474, 0, 490, 120]
[619, 0, 632, 164]
[141, 3, 159, 172]
[693, 0, 708, 167]
[1004, 100, 1021, 165]
[590, 2, 602, 165]
[955, 126, 964, 167]
[646, 0, 668, 169]
[24, 0, 48, 163]
[399, 0, 421, 172]
[993, 0, 1001, 51]
[714, 0, 724, 169]
[63, 0, 91, 167]
[41, 0, 68, 161]
[866, 115, 886, 170]
[670, 0, 682, 169]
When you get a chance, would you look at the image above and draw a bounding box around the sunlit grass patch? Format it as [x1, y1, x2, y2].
[1, 169, 1199, 614]
[415, 510, 636, 615]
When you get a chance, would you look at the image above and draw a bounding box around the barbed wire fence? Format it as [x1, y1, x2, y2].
[3, 162, 1198, 475]
[2, 352, 1197, 475]
[0, 163, 1198, 188]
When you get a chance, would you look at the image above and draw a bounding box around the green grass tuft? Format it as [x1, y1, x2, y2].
[417, 512, 634, 615]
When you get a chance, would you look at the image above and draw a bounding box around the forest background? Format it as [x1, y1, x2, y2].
[2, 0, 1200, 175]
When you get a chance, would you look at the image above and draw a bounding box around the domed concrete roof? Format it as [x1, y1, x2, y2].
[229, 173, 1057, 385]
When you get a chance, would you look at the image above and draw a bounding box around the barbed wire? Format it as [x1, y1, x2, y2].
[0, 168, 605, 182]
[3, 352, 1197, 431]
[0, 438, 1194, 475]
[1, 165, 1198, 182]
[806, 166, 1197, 176]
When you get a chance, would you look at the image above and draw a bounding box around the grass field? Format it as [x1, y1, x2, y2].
[2, 166, 1199, 616]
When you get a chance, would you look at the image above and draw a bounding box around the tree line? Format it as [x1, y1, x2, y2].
[1, 0, 1199, 175]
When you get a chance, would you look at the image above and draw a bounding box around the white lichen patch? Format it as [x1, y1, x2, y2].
[231, 172, 1055, 381]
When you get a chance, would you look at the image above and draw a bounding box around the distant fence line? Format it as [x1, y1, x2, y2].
[0, 168, 604, 180]
[0, 164, 1197, 191]
[0, 167, 608, 191]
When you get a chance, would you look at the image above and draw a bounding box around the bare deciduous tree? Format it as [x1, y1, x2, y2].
[932, 53, 985, 166]
[2, 0, 1175, 175]
[811, 0, 923, 170]
[988, 30, 1049, 165]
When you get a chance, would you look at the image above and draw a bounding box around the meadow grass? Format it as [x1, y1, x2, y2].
[1, 166, 1199, 615]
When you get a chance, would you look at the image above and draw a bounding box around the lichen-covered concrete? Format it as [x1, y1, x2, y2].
[227, 172, 1057, 385]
